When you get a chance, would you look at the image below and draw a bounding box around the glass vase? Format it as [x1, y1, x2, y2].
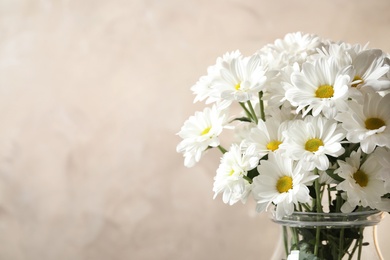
[270, 210, 385, 260]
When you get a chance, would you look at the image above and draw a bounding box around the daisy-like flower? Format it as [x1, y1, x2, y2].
[384, 55, 390, 81]
[191, 50, 242, 105]
[252, 153, 318, 219]
[245, 118, 290, 158]
[280, 115, 346, 171]
[373, 147, 390, 193]
[335, 92, 390, 153]
[374, 147, 390, 169]
[213, 54, 267, 102]
[191, 75, 219, 104]
[176, 105, 227, 167]
[316, 42, 367, 68]
[259, 32, 323, 67]
[286, 57, 351, 118]
[213, 143, 260, 205]
[349, 49, 390, 92]
[264, 102, 297, 122]
[265, 63, 301, 108]
[336, 149, 387, 213]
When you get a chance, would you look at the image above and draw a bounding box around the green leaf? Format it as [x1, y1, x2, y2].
[308, 185, 316, 200]
[325, 169, 344, 182]
[230, 117, 252, 123]
[297, 242, 320, 260]
[247, 167, 259, 180]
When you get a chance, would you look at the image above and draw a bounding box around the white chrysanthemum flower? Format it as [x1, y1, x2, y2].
[335, 92, 390, 153]
[286, 57, 351, 118]
[257, 48, 286, 72]
[252, 153, 318, 219]
[259, 32, 324, 67]
[191, 75, 219, 104]
[373, 147, 390, 192]
[213, 143, 260, 205]
[264, 102, 298, 122]
[349, 49, 390, 92]
[213, 54, 267, 102]
[374, 147, 390, 169]
[316, 42, 351, 66]
[318, 45, 390, 97]
[265, 63, 300, 108]
[176, 105, 227, 167]
[336, 149, 387, 213]
[274, 32, 322, 54]
[280, 115, 346, 171]
[215, 50, 243, 67]
[245, 118, 290, 158]
[384, 55, 390, 78]
[316, 42, 368, 68]
[191, 50, 242, 105]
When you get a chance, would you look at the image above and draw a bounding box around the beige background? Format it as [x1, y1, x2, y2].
[0, 0, 389, 259]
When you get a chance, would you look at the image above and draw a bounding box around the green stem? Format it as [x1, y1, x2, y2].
[314, 169, 322, 257]
[300, 203, 311, 212]
[315, 173, 323, 213]
[338, 227, 345, 260]
[349, 237, 360, 260]
[258, 91, 265, 121]
[336, 191, 342, 212]
[247, 101, 258, 124]
[357, 227, 364, 260]
[243, 175, 252, 184]
[314, 226, 321, 256]
[217, 145, 227, 154]
[239, 102, 255, 123]
[291, 227, 299, 250]
[283, 226, 289, 257]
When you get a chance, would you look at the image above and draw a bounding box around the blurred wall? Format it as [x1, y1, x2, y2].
[0, 0, 389, 259]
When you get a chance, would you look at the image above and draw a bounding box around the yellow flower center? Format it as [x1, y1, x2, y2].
[235, 82, 241, 90]
[352, 75, 363, 88]
[201, 126, 211, 135]
[267, 140, 282, 151]
[315, 84, 334, 98]
[365, 117, 385, 130]
[353, 170, 369, 187]
[276, 176, 293, 193]
[305, 138, 324, 152]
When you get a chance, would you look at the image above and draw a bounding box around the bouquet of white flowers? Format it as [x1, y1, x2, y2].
[176, 32, 390, 259]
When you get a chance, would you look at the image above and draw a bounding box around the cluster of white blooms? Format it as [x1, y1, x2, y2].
[177, 32, 390, 218]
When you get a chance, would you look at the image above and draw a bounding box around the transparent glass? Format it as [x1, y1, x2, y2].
[270, 210, 385, 260]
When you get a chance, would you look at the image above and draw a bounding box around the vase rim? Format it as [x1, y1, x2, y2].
[283, 209, 381, 217]
[270, 209, 385, 228]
